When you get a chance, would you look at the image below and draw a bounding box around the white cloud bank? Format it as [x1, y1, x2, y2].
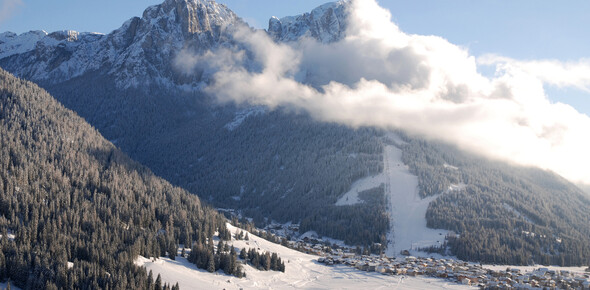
[181, 0, 590, 186]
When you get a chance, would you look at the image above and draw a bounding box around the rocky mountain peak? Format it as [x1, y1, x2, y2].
[1, 0, 351, 88]
[0, 0, 243, 88]
[143, 0, 239, 38]
[268, 1, 349, 43]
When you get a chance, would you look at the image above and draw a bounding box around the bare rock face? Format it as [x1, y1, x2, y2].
[268, 1, 349, 43]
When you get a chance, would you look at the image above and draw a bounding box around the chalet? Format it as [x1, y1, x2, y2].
[367, 263, 379, 272]
[376, 265, 387, 274]
[385, 267, 396, 275]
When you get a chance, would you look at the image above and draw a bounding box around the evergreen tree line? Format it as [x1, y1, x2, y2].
[146, 271, 180, 290]
[187, 238, 246, 278]
[300, 186, 389, 246]
[239, 248, 285, 272]
[0, 68, 230, 288]
[399, 132, 590, 266]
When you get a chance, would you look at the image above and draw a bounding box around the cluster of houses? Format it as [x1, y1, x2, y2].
[253, 222, 590, 289]
[317, 253, 590, 289]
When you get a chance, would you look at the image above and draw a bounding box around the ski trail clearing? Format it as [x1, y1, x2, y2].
[382, 144, 448, 257]
[336, 133, 448, 257]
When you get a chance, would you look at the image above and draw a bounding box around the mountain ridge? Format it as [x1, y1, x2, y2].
[0, 0, 244, 88]
[268, 1, 348, 43]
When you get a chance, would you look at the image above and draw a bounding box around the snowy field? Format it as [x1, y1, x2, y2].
[136, 224, 471, 289]
[336, 133, 449, 257]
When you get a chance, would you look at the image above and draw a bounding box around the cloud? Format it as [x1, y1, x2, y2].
[176, 0, 590, 186]
[0, 0, 23, 23]
[479, 55, 590, 93]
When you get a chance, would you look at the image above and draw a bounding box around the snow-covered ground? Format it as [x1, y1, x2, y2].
[0, 30, 46, 59]
[224, 106, 265, 131]
[382, 145, 449, 257]
[335, 173, 385, 206]
[298, 230, 349, 248]
[336, 133, 449, 257]
[136, 224, 471, 289]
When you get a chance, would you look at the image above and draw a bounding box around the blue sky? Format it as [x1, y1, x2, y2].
[1, 0, 588, 115]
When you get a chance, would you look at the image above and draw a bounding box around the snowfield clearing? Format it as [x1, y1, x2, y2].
[382, 144, 449, 257]
[335, 172, 386, 206]
[336, 132, 449, 257]
[135, 224, 470, 289]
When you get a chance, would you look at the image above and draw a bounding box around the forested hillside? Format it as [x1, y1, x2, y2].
[0, 0, 384, 249]
[2, 0, 589, 268]
[0, 68, 228, 288]
[400, 133, 590, 266]
[45, 75, 386, 246]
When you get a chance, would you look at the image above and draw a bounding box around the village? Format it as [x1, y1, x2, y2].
[317, 252, 590, 289]
[259, 222, 590, 289]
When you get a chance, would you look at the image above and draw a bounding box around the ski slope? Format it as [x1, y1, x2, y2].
[382, 145, 450, 257]
[336, 133, 449, 257]
[135, 224, 470, 289]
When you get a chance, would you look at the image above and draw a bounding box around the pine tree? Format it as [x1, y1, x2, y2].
[168, 241, 177, 260]
[217, 241, 224, 255]
[155, 274, 162, 290]
[263, 252, 271, 271]
[207, 251, 215, 273]
[239, 248, 247, 260]
[147, 270, 154, 288]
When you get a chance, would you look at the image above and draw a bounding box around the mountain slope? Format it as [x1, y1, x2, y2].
[0, 68, 227, 288]
[3, 0, 386, 248]
[1, 0, 590, 267]
[403, 137, 590, 265]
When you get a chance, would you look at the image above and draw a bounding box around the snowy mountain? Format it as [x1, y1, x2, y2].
[1, 0, 590, 268]
[268, 1, 348, 43]
[0, 0, 243, 88]
[0, 0, 351, 88]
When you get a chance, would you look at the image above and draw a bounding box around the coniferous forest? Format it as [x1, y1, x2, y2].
[45, 74, 387, 247]
[0, 68, 232, 288]
[399, 133, 590, 266]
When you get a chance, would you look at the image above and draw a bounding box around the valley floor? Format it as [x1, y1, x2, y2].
[136, 224, 470, 289]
